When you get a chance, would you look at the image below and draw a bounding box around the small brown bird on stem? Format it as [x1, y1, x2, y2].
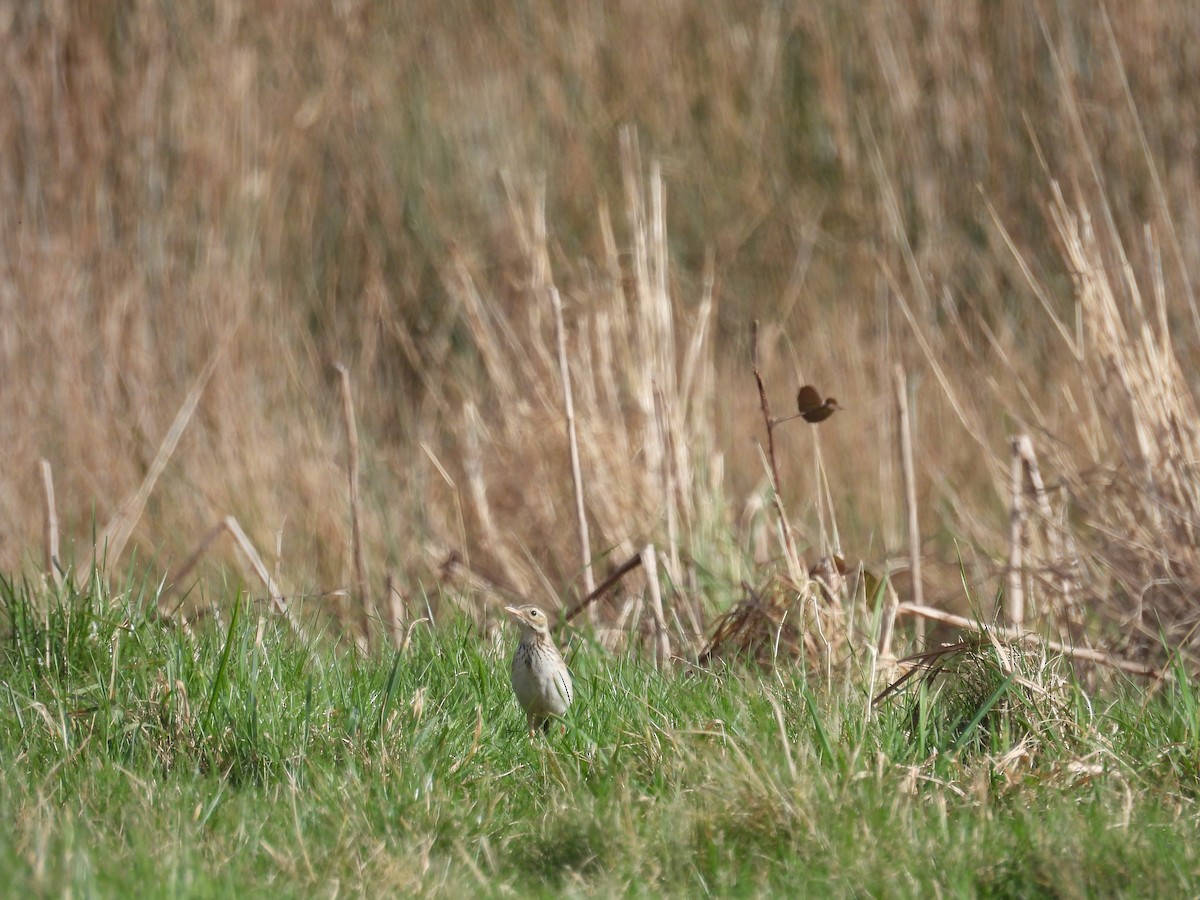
[505, 604, 573, 735]
[795, 385, 842, 423]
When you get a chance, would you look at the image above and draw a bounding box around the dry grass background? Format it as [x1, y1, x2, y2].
[3, 1, 1200, 665]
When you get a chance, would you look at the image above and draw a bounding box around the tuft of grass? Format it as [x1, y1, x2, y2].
[878, 635, 1071, 760]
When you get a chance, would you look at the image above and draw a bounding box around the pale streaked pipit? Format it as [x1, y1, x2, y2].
[504, 604, 573, 735]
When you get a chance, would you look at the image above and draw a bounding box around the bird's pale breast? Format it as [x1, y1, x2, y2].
[511, 640, 572, 717]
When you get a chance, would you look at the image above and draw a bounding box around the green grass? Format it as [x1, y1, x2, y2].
[2, 572, 1199, 897]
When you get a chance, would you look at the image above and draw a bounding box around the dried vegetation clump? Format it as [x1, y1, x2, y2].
[1047, 191, 1200, 668]
[698, 570, 851, 671]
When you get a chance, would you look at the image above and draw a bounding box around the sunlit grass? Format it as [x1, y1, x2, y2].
[1, 572, 1197, 895]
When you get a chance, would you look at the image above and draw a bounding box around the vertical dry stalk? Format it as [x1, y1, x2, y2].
[622, 131, 657, 469]
[1013, 434, 1072, 608]
[894, 367, 924, 646]
[551, 287, 596, 600]
[1013, 436, 1055, 546]
[384, 571, 406, 650]
[1007, 436, 1026, 629]
[880, 575, 904, 659]
[751, 320, 802, 578]
[641, 544, 671, 668]
[622, 131, 680, 551]
[612, 591, 641, 652]
[653, 382, 683, 584]
[39, 459, 61, 587]
[438, 141, 724, 608]
[335, 362, 375, 652]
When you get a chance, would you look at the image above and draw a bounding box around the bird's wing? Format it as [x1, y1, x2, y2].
[554, 669, 573, 706]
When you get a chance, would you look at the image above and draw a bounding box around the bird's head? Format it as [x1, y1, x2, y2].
[504, 604, 552, 637]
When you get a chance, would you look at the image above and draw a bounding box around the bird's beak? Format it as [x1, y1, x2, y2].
[503, 606, 522, 619]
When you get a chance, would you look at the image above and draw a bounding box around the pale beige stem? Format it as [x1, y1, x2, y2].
[642, 545, 671, 669]
[335, 362, 374, 652]
[384, 571, 406, 651]
[1013, 434, 1073, 608]
[551, 287, 596, 601]
[880, 575, 903, 659]
[751, 320, 802, 580]
[39, 459, 61, 587]
[1007, 435, 1026, 628]
[894, 366, 924, 646]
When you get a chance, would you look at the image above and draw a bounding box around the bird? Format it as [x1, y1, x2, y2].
[504, 604, 573, 735]
[796, 384, 843, 423]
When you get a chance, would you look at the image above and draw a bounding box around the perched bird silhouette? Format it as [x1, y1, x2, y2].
[796, 385, 843, 423]
[505, 605, 573, 735]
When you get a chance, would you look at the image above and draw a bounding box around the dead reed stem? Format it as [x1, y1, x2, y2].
[551, 287, 596, 601]
[159, 516, 310, 643]
[39, 459, 61, 587]
[1013, 434, 1072, 608]
[751, 320, 801, 578]
[1014, 439, 1052, 533]
[335, 362, 374, 652]
[642, 544, 671, 668]
[654, 381, 684, 586]
[880, 575, 904, 660]
[894, 602, 1161, 678]
[384, 571, 406, 650]
[1007, 435, 1026, 628]
[894, 366, 924, 646]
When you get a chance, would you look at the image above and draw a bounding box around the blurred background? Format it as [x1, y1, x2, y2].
[3, 1, 1199, 660]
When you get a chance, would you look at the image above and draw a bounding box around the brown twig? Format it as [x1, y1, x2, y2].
[335, 362, 375, 652]
[751, 320, 801, 575]
[559, 551, 644, 625]
[696, 581, 759, 666]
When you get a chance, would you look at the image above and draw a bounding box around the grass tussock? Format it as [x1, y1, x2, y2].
[877, 635, 1074, 763]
